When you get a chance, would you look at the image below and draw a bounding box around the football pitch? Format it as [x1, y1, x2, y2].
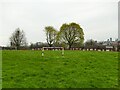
[1, 50, 118, 88]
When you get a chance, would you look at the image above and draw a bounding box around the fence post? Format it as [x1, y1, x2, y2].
[62, 47, 64, 56]
[42, 47, 44, 57]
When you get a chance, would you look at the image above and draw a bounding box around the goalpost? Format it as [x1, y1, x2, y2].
[41, 47, 64, 57]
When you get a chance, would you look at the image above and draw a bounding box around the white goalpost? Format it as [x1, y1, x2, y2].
[41, 47, 64, 57]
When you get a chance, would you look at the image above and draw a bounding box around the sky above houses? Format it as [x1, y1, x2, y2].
[0, 0, 119, 46]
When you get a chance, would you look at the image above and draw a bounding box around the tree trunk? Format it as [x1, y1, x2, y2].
[49, 44, 52, 47]
[16, 46, 20, 50]
[69, 44, 72, 50]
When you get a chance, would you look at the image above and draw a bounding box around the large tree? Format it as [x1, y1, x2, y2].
[10, 28, 27, 50]
[44, 26, 57, 47]
[58, 22, 84, 49]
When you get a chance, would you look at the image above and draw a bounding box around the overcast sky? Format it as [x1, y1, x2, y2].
[0, 0, 119, 46]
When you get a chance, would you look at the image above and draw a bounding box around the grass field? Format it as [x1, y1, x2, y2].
[2, 50, 118, 88]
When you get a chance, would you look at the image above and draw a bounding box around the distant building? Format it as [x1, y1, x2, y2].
[101, 38, 119, 51]
[101, 38, 117, 46]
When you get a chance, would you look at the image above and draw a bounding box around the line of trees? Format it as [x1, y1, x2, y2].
[44, 22, 84, 49]
[8, 22, 120, 51]
[9, 22, 84, 50]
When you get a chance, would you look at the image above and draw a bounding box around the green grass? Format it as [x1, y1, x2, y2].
[2, 50, 118, 88]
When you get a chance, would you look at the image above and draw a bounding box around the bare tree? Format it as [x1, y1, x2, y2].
[44, 26, 57, 47]
[85, 39, 95, 46]
[10, 28, 27, 50]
